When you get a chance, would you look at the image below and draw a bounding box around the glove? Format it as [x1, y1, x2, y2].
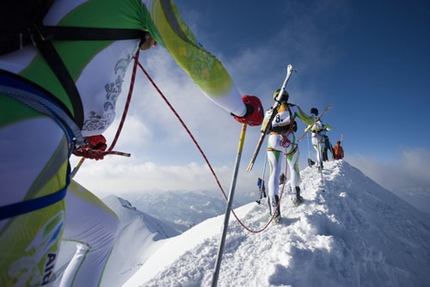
[233, 95, 264, 126]
[72, 135, 107, 160]
[87, 135, 107, 151]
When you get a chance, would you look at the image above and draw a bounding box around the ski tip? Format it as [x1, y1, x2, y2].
[246, 163, 253, 172]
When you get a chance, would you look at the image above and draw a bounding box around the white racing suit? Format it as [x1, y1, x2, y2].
[0, 0, 247, 285]
[264, 103, 314, 216]
[310, 120, 331, 169]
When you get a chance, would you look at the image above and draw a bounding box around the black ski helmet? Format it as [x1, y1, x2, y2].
[273, 89, 289, 103]
[311, 107, 318, 116]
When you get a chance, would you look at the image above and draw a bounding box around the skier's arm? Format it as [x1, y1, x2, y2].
[147, 0, 261, 123]
[295, 106, 315, 125]
[324, 123, 332, 131]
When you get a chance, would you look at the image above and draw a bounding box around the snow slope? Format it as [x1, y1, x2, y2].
[119, 189, 255, 233]
[57, 160, 430, 287]
[55, 197, 179, 287]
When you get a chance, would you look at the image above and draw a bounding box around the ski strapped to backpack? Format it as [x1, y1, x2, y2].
[297, 104, 332, 142]
[0, 0, 148, 130]
[246, 64, 295, 172]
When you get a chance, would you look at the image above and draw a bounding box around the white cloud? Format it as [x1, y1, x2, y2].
[70, 154, 261, 199]
[297, 147, 429, 215]
[70, 51, 264, 197]
[348, 148, 430, 199]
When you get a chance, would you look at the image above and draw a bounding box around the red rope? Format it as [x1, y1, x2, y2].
[71, 51, 139, 174]
[136, 61, 226, 198]
[137, 60, 282, 234]
[107, 50, 140, 152]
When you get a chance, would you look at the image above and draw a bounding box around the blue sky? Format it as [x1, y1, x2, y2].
[72, 0, 430, 214]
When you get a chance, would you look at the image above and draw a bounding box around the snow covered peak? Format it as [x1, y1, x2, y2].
[58, 160, 430, 286]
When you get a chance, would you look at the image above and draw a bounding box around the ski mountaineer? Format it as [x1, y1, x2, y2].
[322, 134, 334, 161]
[0, 0, 264, 286]
[333, 140, 344, 160]
[262, 89, 314, 222]
[308, 107, 332, 171]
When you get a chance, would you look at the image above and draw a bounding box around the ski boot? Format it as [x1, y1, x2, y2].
[292, 186, 304, 207]
[270, 195, 281, 223]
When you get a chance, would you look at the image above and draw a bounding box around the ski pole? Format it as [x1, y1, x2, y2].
[70, 157, 85, 178]
[314, 134, 326, 192]
[212, 123, 247, 287]
[307, 132, 312, 166]
[256, 152, 268, 204]
[70, 151, 131, 178]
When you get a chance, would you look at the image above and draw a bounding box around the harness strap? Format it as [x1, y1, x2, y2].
[0, 187, 67, 220]
[39, 26, 147, 42]
[0, 70, 84, 147]
[286, 144, 298, 157]
[34, 30, 85, 129]
[0, 84, 71, 220]
[267, 144, 298, 155]
[0, 159, 70, 220]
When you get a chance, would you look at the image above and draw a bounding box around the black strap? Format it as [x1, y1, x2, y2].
[29, 26, 147, 129]
[19, 26, 147, 46]
[35, 34, 85, 128]
[41, 26, 147, 41]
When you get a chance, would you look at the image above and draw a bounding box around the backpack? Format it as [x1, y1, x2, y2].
[264, 103, 297, 134]
[0, 0, 147, 128]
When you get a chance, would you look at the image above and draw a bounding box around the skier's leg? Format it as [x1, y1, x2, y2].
[312, 134, 323, 169]
[287, 146, 300, 188]
[0, 105, 68, 286]
[267, 150, 282, 217]
[60, 180, 119, 287]
[318, 139, 324, 169]
[287, 143, 303, 204]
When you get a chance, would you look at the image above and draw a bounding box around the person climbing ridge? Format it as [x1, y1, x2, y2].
[308, 107, 332, 171]
[333, 140, 344, 160]
[263, 89, 315, 222]
[322, 135, 334, 162]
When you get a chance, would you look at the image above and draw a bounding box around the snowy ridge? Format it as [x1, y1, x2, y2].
[100, 196, 179, 286]
[56, 160, 430, 286]
[121, 160, 430, 287]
